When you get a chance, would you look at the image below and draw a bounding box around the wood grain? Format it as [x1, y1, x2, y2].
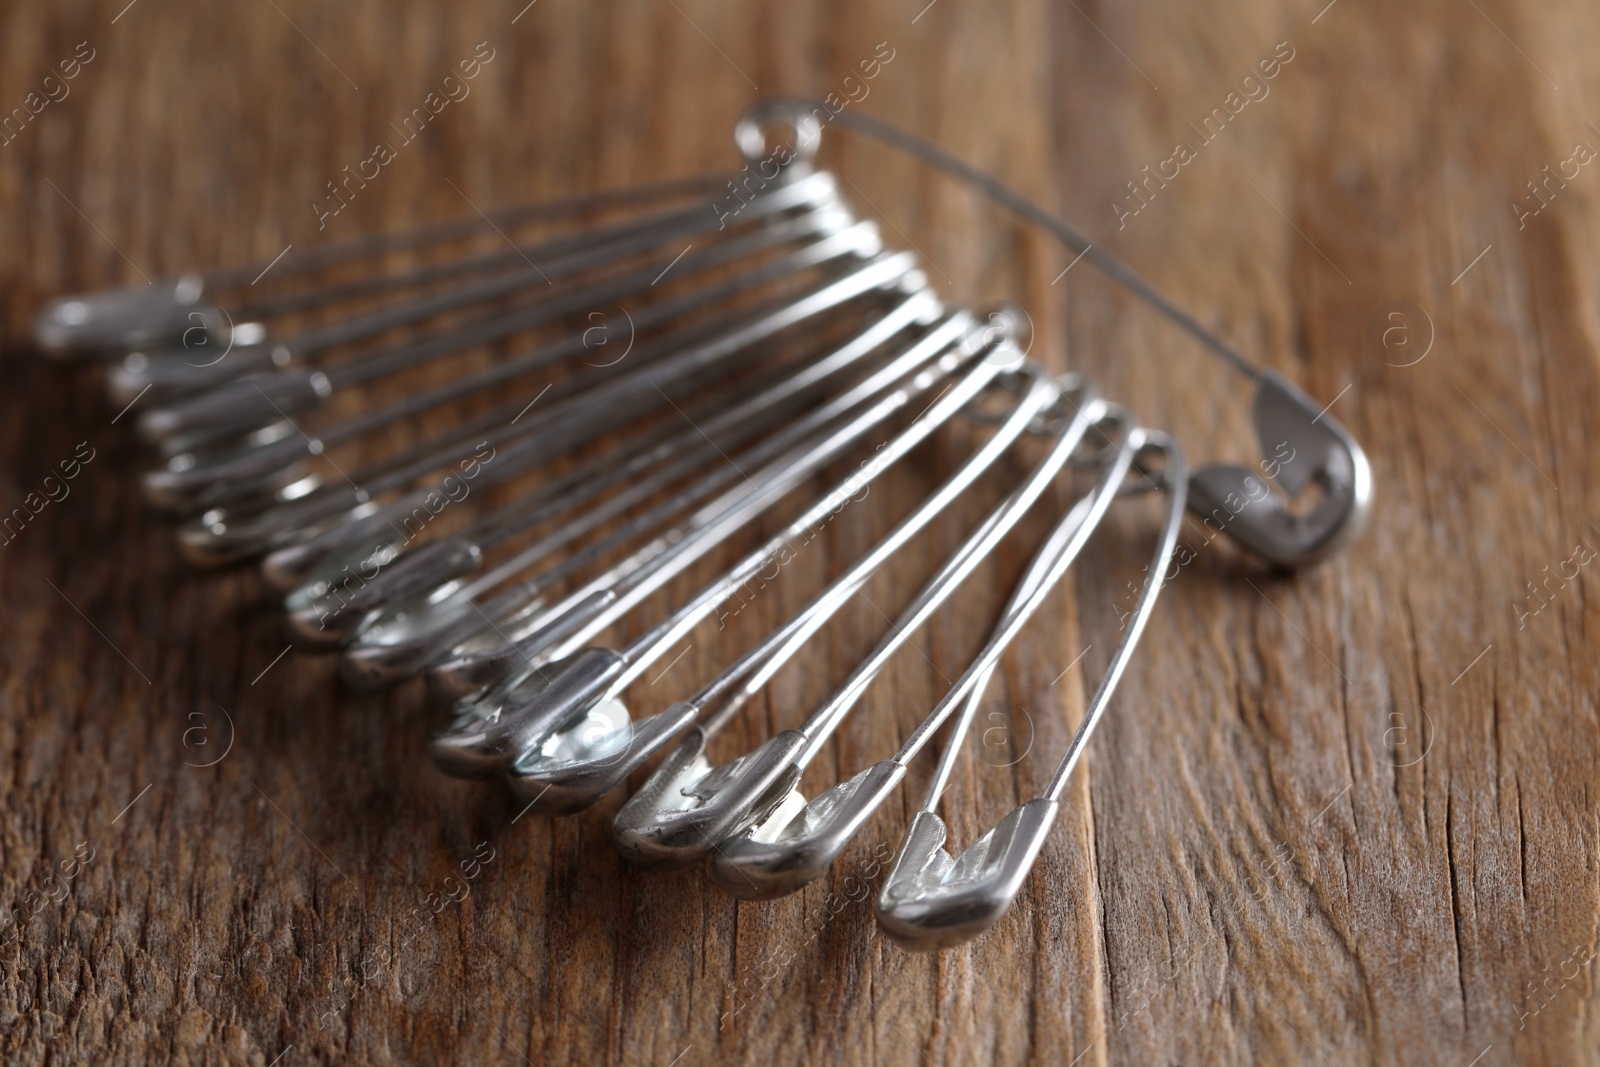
[2, 0, 1598, 1064]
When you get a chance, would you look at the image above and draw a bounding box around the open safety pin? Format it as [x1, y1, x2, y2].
[735, 100, 1371, 568]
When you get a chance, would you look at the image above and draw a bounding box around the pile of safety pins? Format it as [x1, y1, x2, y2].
[32, 102, 1370, 950]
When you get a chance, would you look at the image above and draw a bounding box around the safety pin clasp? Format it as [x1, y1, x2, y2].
[505, 698, 701, 815]
[429, 646, 625, 779]
[709, 759, 907, 900]
[1188, 371, 1372, 568]
[874, 799, 1059, 952]
[34, 274, 212, 357]
[611, 728, 808, 872]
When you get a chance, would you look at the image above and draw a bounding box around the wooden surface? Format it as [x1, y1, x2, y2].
[2, 1, 1599, 1064]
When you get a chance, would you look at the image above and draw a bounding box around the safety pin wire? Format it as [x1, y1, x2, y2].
[912, 430, 1185, 822]
[207, 173, 727, 297]
[739, 99, 1262, 384]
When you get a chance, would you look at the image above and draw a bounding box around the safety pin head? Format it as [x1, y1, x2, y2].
[505, 698, 701, 816]
[282, 536, 482, 649]
[1189, 371, 1372, 568]
[423, 587, 618, 703]
[176, 484, 375, 567]
[339, 581, 540, 692]
[258, 488, 454, 593]
[875, 799, 1058, 952]
[144, 429, 320, 514]
[428, 646, 624, 779]
[106, 323, 275, 407]
[610, 728, 808, 872]
[34, 274, 210, 357]
[708, 760, 906, 901]
[137, 367, 331, 445]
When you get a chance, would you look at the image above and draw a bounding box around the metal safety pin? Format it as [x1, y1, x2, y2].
[34, 174, 723, 358]
[736, 100, 1370, 569]
[426, 320, 1009, 779]
[605, 365, 1066, 870]
[143, 205, 866, 515]
[873, 429, 1186, 951]
[417, 304, 971, 708]
[331, 291, 946, 688]
[134, 172, 844, 446]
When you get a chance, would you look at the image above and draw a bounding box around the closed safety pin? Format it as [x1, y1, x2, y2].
[873, 429, 1187, 950]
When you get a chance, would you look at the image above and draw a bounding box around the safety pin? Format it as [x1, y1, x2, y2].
[873, 429, 1186, 950]
[34, 173, 723, 358]
[737, 100, 1369, 570]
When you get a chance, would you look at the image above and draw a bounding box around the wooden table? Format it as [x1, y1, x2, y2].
[2, 1, 1595, 1063]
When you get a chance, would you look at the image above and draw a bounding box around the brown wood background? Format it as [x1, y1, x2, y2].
[2, 0, 1598, 1064]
